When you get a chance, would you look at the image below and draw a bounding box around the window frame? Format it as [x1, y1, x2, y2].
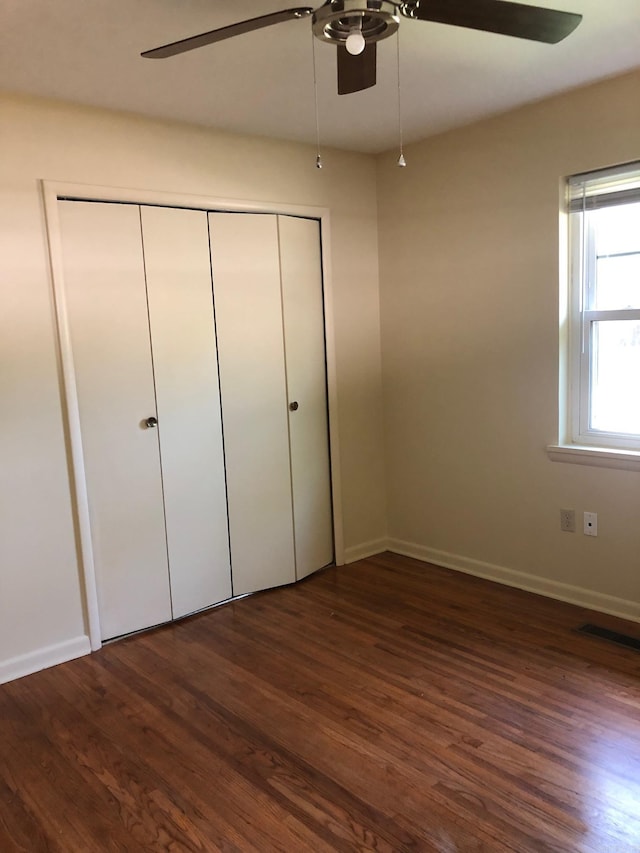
[567, 163, 640, 453]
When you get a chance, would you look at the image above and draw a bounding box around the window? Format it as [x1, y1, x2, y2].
[567, 162, 640, 453]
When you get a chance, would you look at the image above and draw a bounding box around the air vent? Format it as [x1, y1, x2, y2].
[578, 623, 640, 651]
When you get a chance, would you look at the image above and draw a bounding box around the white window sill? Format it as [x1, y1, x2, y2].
[547, 444, 640, 471]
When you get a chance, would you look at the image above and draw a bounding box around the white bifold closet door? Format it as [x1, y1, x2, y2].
[278, 215, 333, 580]
[59, 201, 231, 640]
[209, 213, 333, 595]
[140, 205, 231, 619]
[209, 213, 296, 595]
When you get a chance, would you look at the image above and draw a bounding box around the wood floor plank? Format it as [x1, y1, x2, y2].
[56, 658, 337, 852]
[95, 648, 417, 852]
[0, 776, 56, 853]
[188, 604, 588, 851]
[119, 627, 503, 851]
[1, 553, 640, 851]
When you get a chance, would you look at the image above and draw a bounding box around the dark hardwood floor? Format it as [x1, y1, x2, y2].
[2, 552, 640, 851]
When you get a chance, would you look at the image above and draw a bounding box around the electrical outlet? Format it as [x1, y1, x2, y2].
[584, 511, 598, 537]
[560, 509, 575, 532]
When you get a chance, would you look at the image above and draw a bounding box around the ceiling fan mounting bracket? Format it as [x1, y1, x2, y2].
[312, 0, 400, 47]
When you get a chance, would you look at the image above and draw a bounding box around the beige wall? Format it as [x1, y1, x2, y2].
[377, 69, 640, 615]
[0, 92, 386, 676]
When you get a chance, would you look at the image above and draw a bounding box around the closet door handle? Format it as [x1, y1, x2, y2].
[289, 401, 299, 412]
[144, 416, 158, 429]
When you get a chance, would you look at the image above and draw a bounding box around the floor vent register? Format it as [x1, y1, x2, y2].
[578, 623, 640, 652]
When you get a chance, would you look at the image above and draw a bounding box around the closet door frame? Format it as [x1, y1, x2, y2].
[42, 180, 344, 652]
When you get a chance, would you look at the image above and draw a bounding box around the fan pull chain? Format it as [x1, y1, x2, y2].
[311, 30, 323, 169]
[396, 29, 406, 167]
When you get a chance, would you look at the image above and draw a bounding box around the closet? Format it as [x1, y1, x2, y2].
[58, 200, 333, 642]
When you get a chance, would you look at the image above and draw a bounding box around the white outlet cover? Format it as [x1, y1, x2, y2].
[584, 512, 598, 537]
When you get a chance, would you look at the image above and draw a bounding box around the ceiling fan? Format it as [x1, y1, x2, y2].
[142, 0, 582, 96]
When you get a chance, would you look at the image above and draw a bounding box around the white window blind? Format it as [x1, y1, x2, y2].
[568, 162, 640, 212]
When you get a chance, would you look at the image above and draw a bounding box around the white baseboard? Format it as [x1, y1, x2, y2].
[388, 538, 640, 625]
[0, 635, 91, 685]
[344, 538, 389, 564]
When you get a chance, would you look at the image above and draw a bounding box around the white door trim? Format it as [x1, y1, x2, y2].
[41, 180, 344, 651]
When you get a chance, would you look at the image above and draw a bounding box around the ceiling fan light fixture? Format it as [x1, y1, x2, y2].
[346, 27, 366, 55]
[312, 1, 400, 47]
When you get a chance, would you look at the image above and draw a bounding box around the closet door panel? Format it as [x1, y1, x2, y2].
[209, 212, 295, 596]
[278, 216, 334, 579]
[58, 201, 172, 640]
[141, 206, 232, 617]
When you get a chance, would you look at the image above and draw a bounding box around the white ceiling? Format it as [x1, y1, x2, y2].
[1, 0, 639, 153]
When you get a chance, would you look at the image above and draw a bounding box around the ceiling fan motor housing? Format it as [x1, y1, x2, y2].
[312, 0, 400, 46]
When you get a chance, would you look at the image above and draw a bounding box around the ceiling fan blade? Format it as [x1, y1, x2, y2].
[400, 0, 582, 44]
[142, 7, 313, 59]
[337, 43, 377, 95]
